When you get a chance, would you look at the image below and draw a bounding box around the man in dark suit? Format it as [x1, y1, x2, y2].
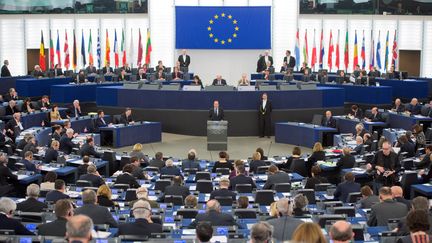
[45, 179, 70, 203]
[79, 137, 101, 158]
[181, 151, 201, 171]
[391, 98, 405, 113]
[38, 199, 73, 236]
[258, 93, 272, 138]
[33, 65, 45, 78]
[5, 100, 18, 115]
[1, 60, 11, 77]
[209, 100, 224, 121]
[359, 185, 380, 209]
[266, 198, 304, 241]
[406, 98, 421, 115]
[68, 100, 83, 118]
[160, 159, 182, 176]
[257, 51, 273, 73]
[262, 165, 291, 190]
[51, 125, 62, 141]
[210, 177, 236, 201]
[321, 110, 337, 128]
[95, 110, 109, 128]
[367, 187, 409, 226]
[397, 196, 432, 235]
[74, 189, 118, 227]
[391, 186, 411, 209]
[212, 75, 227, 86]
[178, 49, 191, 72]
[85, 63, 97, 74]
[38, 95, 51, 110]
[119, 107, 134, 125]
[43, 140, 60, 163]
[6, 112, 23, 141]
[149, 152, 165, 169]
[16, 184, 47, 212]
[4, 88, 18, 102]
[188, 200, 238, 228]
[0, 197, 34, 235]
[118, 200, 163, 236]
[136, 68, 147, 80]
[59, 128, 78, 154]
[23, 136, 38, 155]
[229, 165, 257, 191]
[334, 172, 361, 203]
[102, 62, 113, 74]
[162, 176, 190, 200]
[79, 165, 105, 188]
[0, 153, 17, 196]
[337, 147, 356, 169]
[366, 107, 384, 122]
[283, 50, 296, 69]
[115, 164, 140, 188]
[53, 64, 63, 77]
[20, 151, 40, 173]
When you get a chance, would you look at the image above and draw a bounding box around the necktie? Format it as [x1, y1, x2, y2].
[75, 108, 78, 117]
[101, 118, 106, 125]
[215, 109, 218, 116]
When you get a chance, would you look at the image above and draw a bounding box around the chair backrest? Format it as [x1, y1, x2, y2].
[333, 206, 356, 217]
[215, 168, 230, 175]
[76, 180, 92, 187]
[195, 171, 211, 181]
[160, 174, 175, 180]
[196, 180, 213, 193]
[401, 171, 419, 198]
[235, 184, 253, 193]
[125, 189, 137, 202]
[113, 183, 130, 191]
[233, 209, 258, 219]
[154, 179, 171, 192]
[347, 192, 362, 203]
[291, 159, 308, 177]
[311, 114, 323, 126]
[274, 183, 291, 193]
[254, 190, 274, 205]
[177, 208, 198, 219]
[15, 212, 44, 223]
[214, 196, 233, 206]
[118, 235, 149, 241]
[315, 183, 332, 192]
[164, 195, 183, 206]
[184, 168, 198, 175]
[256, 166, 270, 174]
[144, 166, 160, 173]
[120, 156, 132, 170]
[297, 189, 316, 204]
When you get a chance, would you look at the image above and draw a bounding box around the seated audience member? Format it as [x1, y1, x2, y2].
[123, 63, 131, 73]
[366, 107, 384, 122]
[353, 136, 365, 155]
[20, 151, 40, 173]
[417, 145, 432, 169]
[162, 176, 190, 200]
[0, 197, 34, 235]
[363, 133, 373, 152]
[51, 125, 62, 141]
[129, 143, 149, 164]
[68, 100, 83, 118]
[74, 189, 118, 227]
[292, 194, 309, 216]
[267, 202, 278, 220]
[95, 110, 110, 128]
[263, 69, 271, 80]
[229, 160, 245, 179]
[0, 153, 17, 196]
[80, 137, 101, 158]
[302, 68, 312, 82]
[212, 151, 234, 173]
[130, 157, 147, 180]
[115, 164, 140, 188]
[249, 151, 266, 174]
[256, 147, 268, 160]
[334, 172, 361, 203]
[305, 165, 329, 189]
[136, 68, 147, 80]
[118, 200, 163, 236]
[43, 140, 60, 163]
[118, 69, 127, 81]
[102, 62, 113, 74]
[229, 164, 257, 191]
[17, 134, 33, 150]
[6, 112, 23, 141]
[45, 179, 70, 203]
[5, 100, 18, 116]
[359, 185, 380, 208]
[413, 124, 426, 148]
[406, 98, 421, 115]
[210, 177, 236, 201]
[308, 142, 326, 163]
[337, 70, 348, 83]
[4, 88, 18, 102]
[76, 70, 86, 83]
[33, 65, 45, 78]
[267, 198, 303, 241]
[188, 200, 238, 228]
[250, 222, 273, 243]
[97, 184, 117, 208]
[60, 128, 78, 154]
[392, 98, 405, 113]
[38, 199, 73, 236]
[397, 210, 431, 243]
[155, 69, 165, 80]
[182, 150, 201, 171]
[196, 222, 213, 243]
[322, 110, 337, 128]
[262, 165, 291, 190]
[237, 196, 249, 209]
[397, 135, 416, 158]
[160, 159, 182, 176]
[279, 146, 301, 171]
[40, 171, 57, 191]
[85, 63, 97, 74]
[21, 98, 35, 113]
[155, 60, 166, 72]
[149, 152, 165, 169]
[397, 196, 432, 235]
[50, 105, 63, 122]
[23, 136, 38, 155]
[77, 156, 90, 176]
[16, 184, 47, 212]
[212, 74, 227, 86]
[367, 187, 409, 226]
[172, 66, 183, 80]
[119, 107, 134, 125]
[291, 222, 327, 243]
[130, 186, 158, 208]
[184, 194, 198, 208]
[66, 215, 93, 243]
[300, 62, 308, 74]
[354, 123, 367, 138]
[391, 186, 411, 209]
[337, 147, 356, 169]
[238, 73, 250, 86]
[348, 104, 363, 119]
[79, 165, 104, 188]
[329, 220, 355, 243]
[38, 95, 51, 110]
[192, 75, 203, 88]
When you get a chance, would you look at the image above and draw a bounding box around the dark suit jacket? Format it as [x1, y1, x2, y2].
[210, 188, 236, 201]
[77, 164, 89, 176]
[0, 214, 33, 235]
[80, 143, 101, 158]
[5, 105, 18, 116]
[163, 184, 190, 199]
[118, 218, 163, 236]
[349, 109, 364, 119]
[74, 204, 118, 227]
[137, 73, 147, 80]
[79, 173, 105, 188]
[160, 166, 182, 176]
[209, 107, 224, 121]
[5, 118, 22, 139]
[367, 199, 409, 226]
[359, 195, 380, 209]
[149, 159, 165, 169]
[68, 107, 83, 118]
[115, 173, 140, 188]
[52, 132, 62, 142]
[188, 210, 238, 228]
[283, 56, 296, 68]
[257, 56, 274, 73]
[321, 116, 337, 128]
[38, 217, 67, 236]
[86, 66, 97, 74]
[337, 154, 356, 169]
[1, 65, 11, 77]
[212, 79, 227, 86]
[119, 113, 133, 125]
[0, 164, 17, 186]
[229, 174, 257, 190]
[20, 159, 38, 173]
[178, 55, 191, 68]
[259, 100, 272, 118]
[334, 181, 361, 203]
[33, 70, 45, 78]
[354, 144, 365, 155]
[369, 112, 384, 122]
[53, 68, 63, 77]
[131, 167, 146, 180]
[59, 134, 77, 154]
[249, 160, 267, 174]
[102, 67, 113, 74]
[43, 148, 59, 163]
[23, 142, 38, 154]
[407, 104, 422, 115]
[393, 105, 405, 113]
[95, 117, 108, 128]
[16, 197, 47, 213]
[305, 176, 328, 190]
[38, 100, 51, 110]
[45, 190, 70, 203]
[394, 196, 411, 210]
[181, 159, 201, 171]
[263, 171, 291, 190]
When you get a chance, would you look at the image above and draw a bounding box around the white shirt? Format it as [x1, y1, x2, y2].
[265, 56, 269, 63]
[182, 55, 186, 62]
[262, 100, 267, 110]
[17, 120, 23, 130]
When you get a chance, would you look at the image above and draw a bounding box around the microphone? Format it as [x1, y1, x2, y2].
[267, 140, 273, 159]
[149, 143, 156, 155]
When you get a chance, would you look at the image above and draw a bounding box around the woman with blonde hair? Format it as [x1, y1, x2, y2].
[97, 184, 117, 208]
[267, 201, 278, 220]
[306, 142, 325, 177]
[129, 143, 149, 164]
[291, 222, 327, 243]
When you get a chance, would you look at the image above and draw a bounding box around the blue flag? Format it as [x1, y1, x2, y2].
[175, 6, 271, 49]
[97, 29, 101, 68]
[384, 30, 389, 71]
[376, 31, 382, 70]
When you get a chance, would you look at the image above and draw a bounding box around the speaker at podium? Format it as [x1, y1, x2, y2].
[207, 120, 228, 151]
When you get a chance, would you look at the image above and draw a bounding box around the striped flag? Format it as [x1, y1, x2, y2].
[328, 30, 334, 71]
[49, 30, 54, 69]
[88, 30, 93, 66]
[97, 30, 101, 68]
[384, 30, 389, 71]
[39, 30, 46, 71]
[56, 30, 61, 67]
[376, 31, 382, 70]
[114, 29, 119, 68]
[145, 28, 152, 65]
[361, 30, 366, 69]
[344, 30, 349, 70]
[137, 29, 143, 66]
[64, 30, 70, 70]
[311, 29, 317, 69]
[319, 29, 324, 69]
[353, 30, 358, 69]
[392, 30, 398, 67]
[303, 30, 309, 66]
[369, 30, 375, 71]
[72, 30, 77, 70]
[105, 29, 110, 66]
[81, 30, 86, 67]
[128, 28, 134, 68]
[335, 30, 340, 70]
[121, 29, 126, 66]
[294, 29, 300, 71]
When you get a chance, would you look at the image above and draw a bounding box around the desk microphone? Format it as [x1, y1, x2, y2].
[150, 143, 156, 155]
[208, 151, 213, 162]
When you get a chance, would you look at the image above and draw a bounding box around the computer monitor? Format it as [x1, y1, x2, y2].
[311, 114, 323, 126]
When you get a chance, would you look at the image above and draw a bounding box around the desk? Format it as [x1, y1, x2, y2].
[318, 83, 393, 105]
[410, 184, 432, 199]
[335, 116, 387, 134]
[388, 112, 432, 130]
[19, 108, 68, 129]
[52, 115, 111, 133]
[0, 75, 31, 94]
[382, 128, 406, 145]
[66, 158, 109, 177]
[16, 173, 42, 185]
[16, 126, 51, 147]
[16, 77, 72, 97]
[99, 122, 162, 148]
[40, 165, 78, 183]
[50, 83, 121, 103]
[275, 122, 338, 148]
[375, 78, 428, 100]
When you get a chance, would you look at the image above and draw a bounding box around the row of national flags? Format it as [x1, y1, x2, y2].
[39, 28, 152, 71]
[294, 29, 398, 72]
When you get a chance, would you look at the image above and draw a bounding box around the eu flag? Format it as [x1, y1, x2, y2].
[176, 6, 271, 49]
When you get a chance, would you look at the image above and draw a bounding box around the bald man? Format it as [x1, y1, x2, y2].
[391, 186, 411, 209]
[66, 215, 93, 243]
[330, 220, 354, 243]
[188, 200, 238, 229]
[321, 110, 337, 128]
[406, 98, 421, 115]
[391, 98, 405, 113]
[178, 49, 190, 71]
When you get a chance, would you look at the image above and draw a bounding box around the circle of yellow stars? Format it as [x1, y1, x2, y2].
[207, 13, 239, 45]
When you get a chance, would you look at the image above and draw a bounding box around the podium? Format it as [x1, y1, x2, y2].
[207, 121, 228, 151]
